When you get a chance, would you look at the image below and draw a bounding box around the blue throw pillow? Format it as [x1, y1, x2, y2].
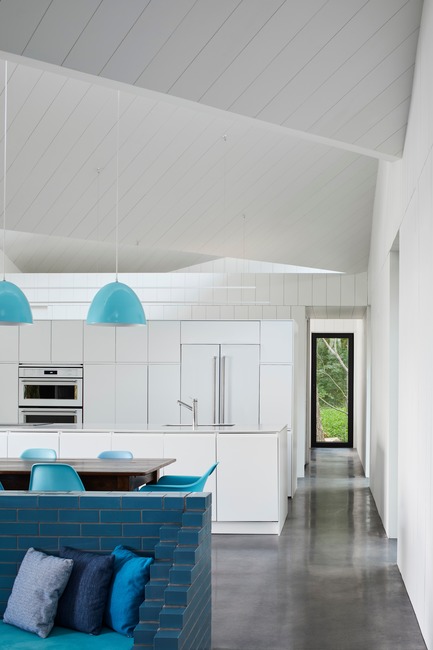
[56, 547, 114, 635]
[105, 545, 154, 637]
[3, 547, 73, 638]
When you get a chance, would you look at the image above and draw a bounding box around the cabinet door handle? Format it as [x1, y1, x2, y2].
[213, 356, 218, 424]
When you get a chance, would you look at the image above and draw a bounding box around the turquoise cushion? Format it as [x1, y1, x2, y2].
[3, 548, 73, 639]
[56, 547, 114, 635]
[105, 545, 153, 637]
[0, 621, 132, 649]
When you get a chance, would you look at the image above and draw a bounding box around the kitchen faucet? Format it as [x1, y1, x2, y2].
[177, 398, 198, 429]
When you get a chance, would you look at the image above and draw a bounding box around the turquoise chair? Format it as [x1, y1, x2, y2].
[29, 464, 85, 491]
[139, 462, 218, 492]
[20, 448, 57, 460]
[98, 450, 133, 459]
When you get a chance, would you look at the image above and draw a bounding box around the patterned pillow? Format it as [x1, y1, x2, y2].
[3, 547, 73, 638]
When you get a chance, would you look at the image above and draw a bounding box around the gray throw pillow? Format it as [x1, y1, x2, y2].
[3, 547, 74, 638]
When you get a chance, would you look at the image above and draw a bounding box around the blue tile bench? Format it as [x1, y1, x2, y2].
[0, 491, 212, 650]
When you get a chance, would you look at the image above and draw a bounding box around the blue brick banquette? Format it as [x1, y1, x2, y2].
[0, 490, 212, 650]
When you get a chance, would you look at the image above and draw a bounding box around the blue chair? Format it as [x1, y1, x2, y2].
[98, 450, 133, 459]
[29, 463, 85, 491]
[0, 481, 3, 490]
[139, 462, 218, 492]
[20, 448, 57, 460]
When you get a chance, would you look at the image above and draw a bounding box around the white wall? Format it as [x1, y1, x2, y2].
[368, 0, 433, 645]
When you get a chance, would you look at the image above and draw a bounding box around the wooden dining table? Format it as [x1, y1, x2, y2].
[0, 458, 176, 491]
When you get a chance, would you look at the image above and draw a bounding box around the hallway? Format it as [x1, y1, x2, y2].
[212, 449, 426, 650]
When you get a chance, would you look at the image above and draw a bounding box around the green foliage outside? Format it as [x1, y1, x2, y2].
[316, 337, 349, 442]
[320, 407, 348, 442]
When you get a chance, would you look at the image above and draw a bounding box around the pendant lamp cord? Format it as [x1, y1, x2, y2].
[2, 60, 7, 282]
[115, 90, 120, 282]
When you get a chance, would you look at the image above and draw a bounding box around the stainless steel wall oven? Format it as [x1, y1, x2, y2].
[18, 366, 83, 424]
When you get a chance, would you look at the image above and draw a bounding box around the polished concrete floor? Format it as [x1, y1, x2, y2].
[211, 448, 426, 650]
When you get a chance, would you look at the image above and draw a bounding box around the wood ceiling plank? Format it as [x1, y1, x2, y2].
[9, 81, 113, 233]
[63, 0, 148, 76]
[229, 0, 369, 118]
[0, 0, 52, 55]
[286, 28, 420, 150]
[100, 0, 197, 84]
[200, 0, 327, 110]
[135, 1, 242, 92]
[168, 0, 285, 101]
[23, 0, 101, 65]
[260, 0, 413, 126]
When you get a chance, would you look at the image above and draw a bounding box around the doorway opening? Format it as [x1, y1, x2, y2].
[311, 333, 354, 448]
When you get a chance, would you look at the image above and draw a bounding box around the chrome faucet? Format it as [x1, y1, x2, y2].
[177, 398, 198, 429]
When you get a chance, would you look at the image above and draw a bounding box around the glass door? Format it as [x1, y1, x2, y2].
[311, 333, 354, 448]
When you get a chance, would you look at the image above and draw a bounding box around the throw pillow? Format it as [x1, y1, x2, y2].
[3, 547, 73, 638]
[105, 545, 154, 637]
[56, 546, 115, 635]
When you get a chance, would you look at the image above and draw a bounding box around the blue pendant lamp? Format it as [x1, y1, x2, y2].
[87, 91, 145, 327]
[0, 60, 32, 326]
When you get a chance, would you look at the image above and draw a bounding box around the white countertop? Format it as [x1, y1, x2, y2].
[0, 423, 287, 434]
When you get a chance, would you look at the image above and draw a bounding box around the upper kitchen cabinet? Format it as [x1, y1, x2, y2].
[0, 327, 19, 362]
[0, 364, 19, 423]
[51, 321, 83, 364]
[148, 364, 180, 426]
[19, 321, 51, 363]
[19, 320, 84, 364]
[148, 321, 180, 363]
[260, 321, 293, 363]
[116, 327, 148, 363]
[181, 321, 260, 344]
[116, 364, 147, 424]
[83, 324, 115, 363]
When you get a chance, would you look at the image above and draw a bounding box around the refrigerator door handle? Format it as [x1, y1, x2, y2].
[221, 355, 226, 424]
[213, 356, 218, 424]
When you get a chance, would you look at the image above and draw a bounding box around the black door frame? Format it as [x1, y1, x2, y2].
[311, 333, 354, 448]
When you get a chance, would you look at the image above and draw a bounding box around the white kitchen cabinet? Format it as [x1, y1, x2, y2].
[260, 321, 293, 363]
[0, 364, 18, 424]
[0, 328, 18, 362]
[260, 364, 293, 428]
[115, 364, 147, 424]
[116, 327, 148, 363]
[111, 433, 164, 458]
[19, 321, 51, 363]
[148, 321, 180, 363]
[216, 433, 279, 521]
[59, 432, 112, 458]
[0, 432, 7, 458]
[83, 364, 116, 424]
[162, 433, 217, 519]
[148, 365, 180, 425]
[181, 320, 260, 344]
[51, 320, 83, 364]
[181, 344, 259, 424]
[7, 431, 59, 458]
[83, 325, 115, 363]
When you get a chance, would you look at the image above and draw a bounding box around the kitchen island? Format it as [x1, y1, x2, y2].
[0, 424, 291, 534]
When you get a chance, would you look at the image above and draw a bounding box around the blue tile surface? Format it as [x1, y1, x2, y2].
[0, 491, 211, 650]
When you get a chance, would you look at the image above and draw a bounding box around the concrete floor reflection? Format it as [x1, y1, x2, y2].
[212, 448, 426, 650]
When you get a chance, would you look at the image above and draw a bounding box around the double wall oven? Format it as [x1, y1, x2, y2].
[18, 366, 83, 425]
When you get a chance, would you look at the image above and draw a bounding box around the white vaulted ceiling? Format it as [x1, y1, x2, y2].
[0, 0, 424, 274]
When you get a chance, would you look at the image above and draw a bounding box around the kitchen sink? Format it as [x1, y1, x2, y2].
[163, 423, 235, 427]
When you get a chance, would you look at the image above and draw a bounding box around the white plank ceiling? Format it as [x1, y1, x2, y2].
[0, 0, 424, 274]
